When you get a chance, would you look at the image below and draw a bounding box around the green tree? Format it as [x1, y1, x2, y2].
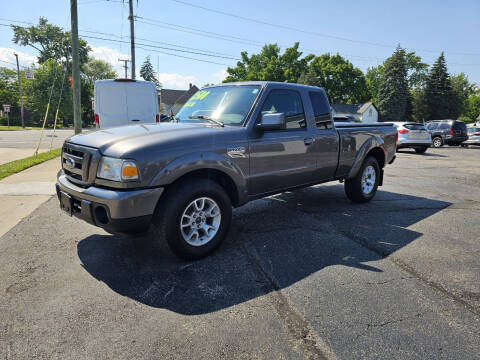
[301, 53, 370, 104]
[82, 57, 116, 86]
[12, 17, 90, 66]
[425, 52, 451, 119]
[298, 67, 318, 87]
[0, 68, 19, 118]
[449, 73, 475, 118]
[224, 43, 312, 83]
[366, 65, 384, 105]
[405, 51, 428, 88]
[140, 56, 161, 89]
[22, 59, 73, 126]
[464, 90, 480, 122]
[412, 88, 429, 122]
[377, 46, 409, 122]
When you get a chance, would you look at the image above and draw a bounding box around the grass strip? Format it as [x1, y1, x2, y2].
[0, 126, 41, 131]
[0, 148, 61, 181]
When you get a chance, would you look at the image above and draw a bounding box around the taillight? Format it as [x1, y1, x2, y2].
[94, 113, 99, 125]
[156, 114, 160, 123]
[449, 129, 454, 135]
[474, 132, 480, 136]
[398, 129, 408, 134]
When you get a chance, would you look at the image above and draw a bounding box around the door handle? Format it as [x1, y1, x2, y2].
[304, 137, 314, 146]
[131, 119, 140, 122]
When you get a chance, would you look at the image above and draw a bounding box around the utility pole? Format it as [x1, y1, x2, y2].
[128, 0, 136, 79]
[13, 53, 25, 128]
[70, 0, 82, 134]
[118, 58, 130, 78]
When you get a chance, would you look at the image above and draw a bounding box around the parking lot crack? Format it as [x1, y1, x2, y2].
[242, 243, 339, 360]
[337, 230, 480, 317]
[365, 312, 425, 329]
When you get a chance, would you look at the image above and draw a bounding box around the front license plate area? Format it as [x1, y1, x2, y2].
[60, 191, 73, 216]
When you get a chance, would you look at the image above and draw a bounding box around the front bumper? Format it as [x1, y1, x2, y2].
[56, 170, 164, 233]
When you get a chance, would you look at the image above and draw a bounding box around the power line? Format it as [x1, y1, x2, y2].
[168, 0, 480, 57]
[136, 18, 387, 63]
[136, 46, 230, 66]
[1, 18, 241, 59]
[82, 34, 241, 60]
[80, 29, 239, 58]
[2, 19, 480, 68]
[136, 18, 263, 46]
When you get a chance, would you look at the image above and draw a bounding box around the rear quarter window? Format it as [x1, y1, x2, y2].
[308, 91, 332, 130]
[404, 124, 426, 130]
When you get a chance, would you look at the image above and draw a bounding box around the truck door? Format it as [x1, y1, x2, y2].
[249, 88, 318, 195]
[307, 91, 339, 180]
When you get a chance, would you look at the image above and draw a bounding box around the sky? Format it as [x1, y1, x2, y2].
[0, 0, 479, 90]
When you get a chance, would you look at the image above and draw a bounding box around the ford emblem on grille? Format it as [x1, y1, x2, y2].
[65, 157, 75, 169]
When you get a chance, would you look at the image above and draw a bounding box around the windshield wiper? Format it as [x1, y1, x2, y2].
[188, 115, 224, 127]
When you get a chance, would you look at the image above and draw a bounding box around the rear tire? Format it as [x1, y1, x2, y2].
[344, 156, 380, 203]
[151, 178, 232, 260]
[432, 137, 443, 148]
[414, 147, 428, 154]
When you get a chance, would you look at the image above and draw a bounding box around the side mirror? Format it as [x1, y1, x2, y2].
[256, 113, 286, 131]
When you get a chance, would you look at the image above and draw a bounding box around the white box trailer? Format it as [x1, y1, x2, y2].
[94, 79, 159, 129]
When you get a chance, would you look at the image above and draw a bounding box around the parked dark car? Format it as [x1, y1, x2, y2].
[426, 120, 468, 147]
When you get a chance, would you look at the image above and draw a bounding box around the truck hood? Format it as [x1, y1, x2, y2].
[66, 122, 246, 158]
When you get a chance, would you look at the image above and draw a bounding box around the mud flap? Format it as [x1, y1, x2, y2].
[379, 169, 384, 186]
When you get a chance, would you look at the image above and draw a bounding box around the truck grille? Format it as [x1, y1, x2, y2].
[62, 143, 99, 187]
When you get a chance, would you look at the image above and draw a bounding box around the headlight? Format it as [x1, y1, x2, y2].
[97, 157, 139, 182]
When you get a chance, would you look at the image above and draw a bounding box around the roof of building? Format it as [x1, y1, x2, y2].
[159, 89, 189, 105]
[170, 85, 200, 114]
[331, 102, 376, 115]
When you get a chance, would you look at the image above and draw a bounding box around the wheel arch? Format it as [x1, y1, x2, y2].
[164, 168, 242, 207]
[347, 136, 386, 179]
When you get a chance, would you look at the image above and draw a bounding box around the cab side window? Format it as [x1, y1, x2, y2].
[261, 89, 306, 129]
[309, 91, 332, 130]
[427, 123, 438, 130]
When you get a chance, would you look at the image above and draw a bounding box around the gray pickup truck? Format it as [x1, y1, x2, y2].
[56, 82, 397, 259]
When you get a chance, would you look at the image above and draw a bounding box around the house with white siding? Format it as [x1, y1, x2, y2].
[331, 102, 379, 123]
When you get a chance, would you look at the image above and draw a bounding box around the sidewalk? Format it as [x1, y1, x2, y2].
[0, 158, 58, 237]
[0, 148, 49, 166]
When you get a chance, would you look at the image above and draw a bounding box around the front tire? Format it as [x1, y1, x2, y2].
[152, 178, 232, 260]
[344, 156, 380, 203]
[414, 147, 428, 154]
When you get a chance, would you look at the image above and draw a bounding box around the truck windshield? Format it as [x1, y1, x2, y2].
[176, 85, 261, 126]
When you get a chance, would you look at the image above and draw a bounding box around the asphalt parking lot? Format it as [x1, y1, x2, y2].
[1, 146, 479, 359]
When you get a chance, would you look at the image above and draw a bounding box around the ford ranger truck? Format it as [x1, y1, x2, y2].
[56, 82, 397, 260]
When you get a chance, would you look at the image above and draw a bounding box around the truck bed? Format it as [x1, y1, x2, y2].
[335, 122, 397, 178]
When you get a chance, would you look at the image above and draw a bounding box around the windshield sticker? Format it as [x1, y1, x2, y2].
[184, 101, 196, 107]
[252, 89, 259, 94]
[190, 90, 210, 101]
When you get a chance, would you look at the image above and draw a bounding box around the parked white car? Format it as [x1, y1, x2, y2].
[463, 126, 480, 146]
[94, 79, 159, 129]
[392, 122, 432, 154]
